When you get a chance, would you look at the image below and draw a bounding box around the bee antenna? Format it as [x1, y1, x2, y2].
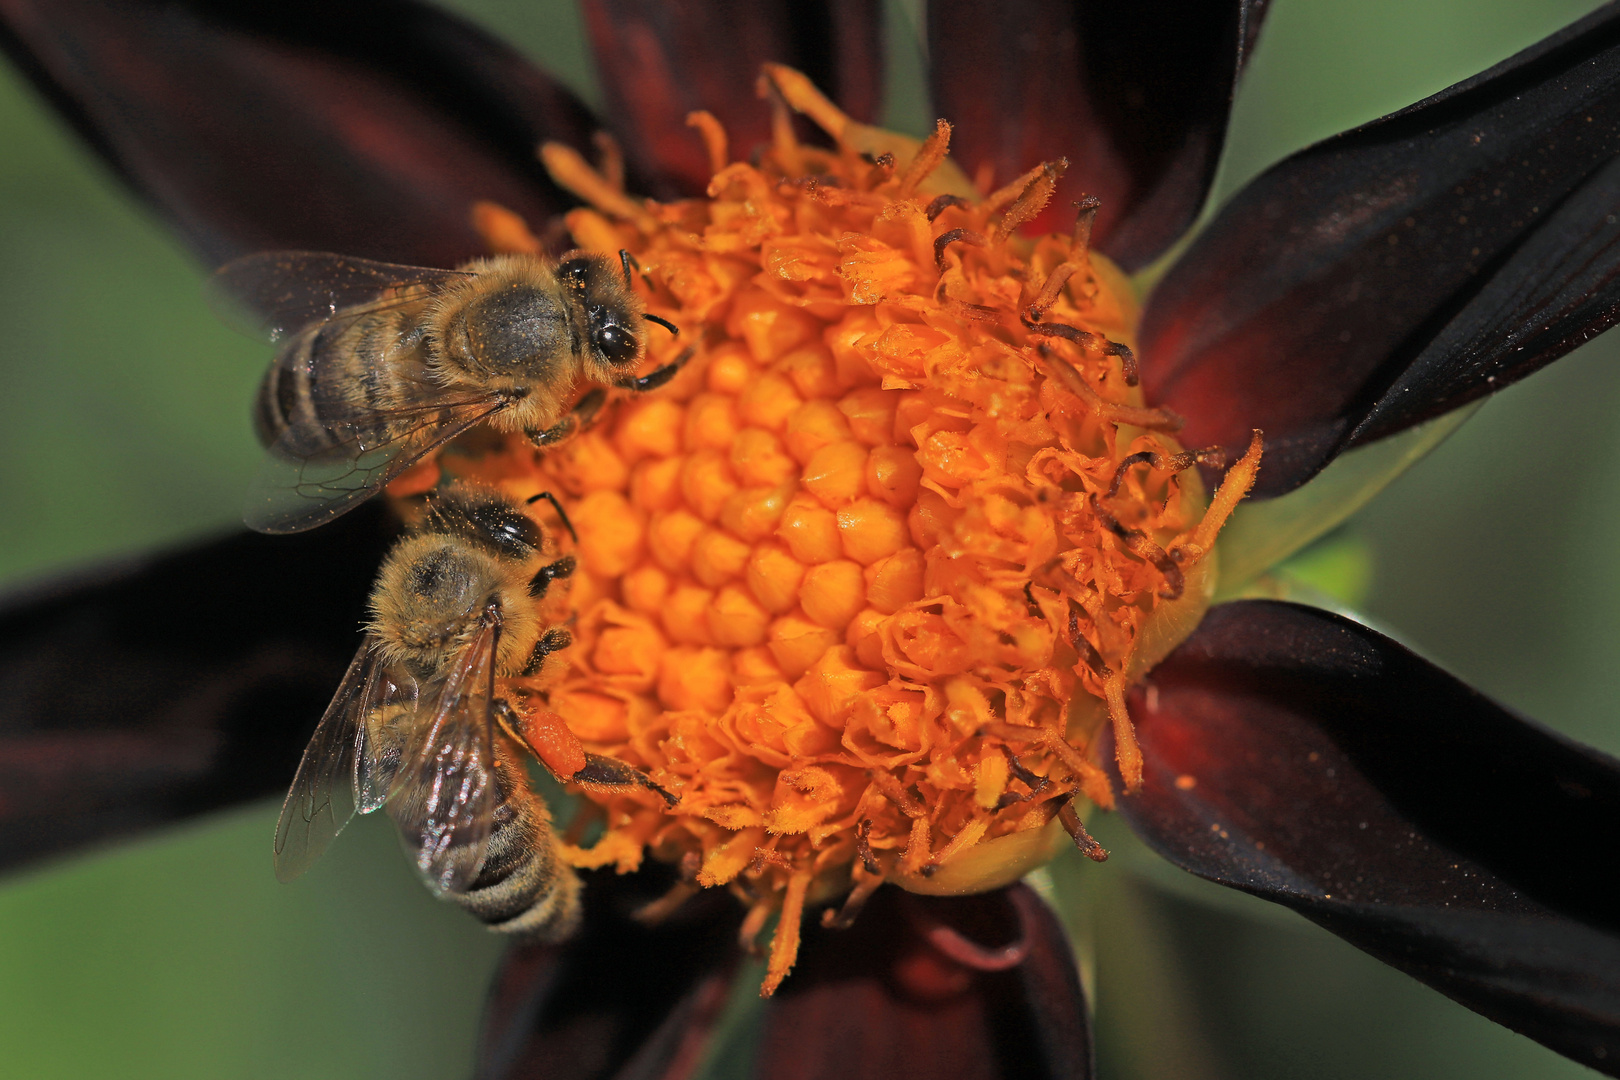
[526, 490, 578, 544]
[618, 249, 641, 289]
[643, 313, 679, 337]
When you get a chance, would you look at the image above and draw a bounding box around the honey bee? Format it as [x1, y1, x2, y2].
[211, 249, 684, 534]
[273, 485, 669, 938]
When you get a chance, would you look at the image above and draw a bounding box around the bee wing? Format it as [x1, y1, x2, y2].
[355, 660, 420, 816]
[208, 251, 473, 343]
[272, 639, 410, 882]
[385, 617, 500, 896]
[245, 386, 506, 534]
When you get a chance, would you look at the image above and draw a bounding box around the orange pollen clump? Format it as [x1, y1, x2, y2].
[453, 70, 1262, 995]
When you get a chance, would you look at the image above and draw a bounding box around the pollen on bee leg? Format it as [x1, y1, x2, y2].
[513, 701, 588, 780]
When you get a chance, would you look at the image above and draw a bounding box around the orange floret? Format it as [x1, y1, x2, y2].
[452, 70, 1261, 996]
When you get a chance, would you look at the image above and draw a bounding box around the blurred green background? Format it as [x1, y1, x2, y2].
[0, 0, 1615, 1077]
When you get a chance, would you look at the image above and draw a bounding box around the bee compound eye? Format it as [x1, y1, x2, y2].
[559, 258, 591, 286]
[594, 323, 638, 365]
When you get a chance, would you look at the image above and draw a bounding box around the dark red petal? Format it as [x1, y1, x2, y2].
[0, 0, 598, 267]
[1140, 5, 1620, 497]
[580, 0, 883, 197]
[476, 867, 743, 1080]
[754, 885, 1092, 1080]
[0, 504, 391, 872]
[928, 0, 1268, 270]
[1116, 599, 1620, 1076]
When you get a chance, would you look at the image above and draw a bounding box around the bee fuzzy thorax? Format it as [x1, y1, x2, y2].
[367, 489, 563, 681]
[444, 71, 1263, 995]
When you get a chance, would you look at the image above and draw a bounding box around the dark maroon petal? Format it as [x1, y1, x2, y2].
[1116, 599, 1620, 1075]
[755, 885, 1092, 1080]
[928, 0, 1268, 270]
[1140, 5, 1620, 497]
[476, 867, 744, 1080]
[580, 0, 883, 197]
[0, 0, 598, 267]
[0, 504, 392, 872]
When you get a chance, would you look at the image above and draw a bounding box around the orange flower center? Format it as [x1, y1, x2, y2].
[423, 69, 1260, 994]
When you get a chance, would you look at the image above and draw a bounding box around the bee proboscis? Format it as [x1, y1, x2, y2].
[212, 249, 685, 535]
[273, 486, 670, 939]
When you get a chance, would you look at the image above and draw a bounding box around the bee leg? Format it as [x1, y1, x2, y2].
[528, 555, 576, 598]
[490, 697, 527, 745]
[613, 345, 694, 392]
[574, 753, 679, 807]
[527, 388, 606, 447]
[520, 627, 573, 677]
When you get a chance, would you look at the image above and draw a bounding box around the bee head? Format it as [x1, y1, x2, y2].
[558, 253, 643, 372]
[424, 487, 546, 561]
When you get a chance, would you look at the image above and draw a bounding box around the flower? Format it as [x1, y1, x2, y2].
[1, 1, 1618, 1078]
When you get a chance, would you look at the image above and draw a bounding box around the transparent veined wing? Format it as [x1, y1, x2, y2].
[208, 251, 472, 342]
[244, 388, 506, 534]
[357, 661, 420, 816]
[272, 639, 415, 883]
[386, 616, 500, 896]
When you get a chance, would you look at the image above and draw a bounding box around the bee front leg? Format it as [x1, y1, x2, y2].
[492, 696, 587, 780]
[526, 388, 606, 447]
[612, 345, 693, 392]
[521, 627, 573, 677]
[528, 555, 576, 598]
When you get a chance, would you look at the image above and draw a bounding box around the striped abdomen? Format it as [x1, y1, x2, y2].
[456, 746, 581, 941]
[253, 302, 431, 453]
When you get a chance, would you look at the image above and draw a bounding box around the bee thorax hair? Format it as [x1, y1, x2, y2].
[367, 533, 540, 680]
